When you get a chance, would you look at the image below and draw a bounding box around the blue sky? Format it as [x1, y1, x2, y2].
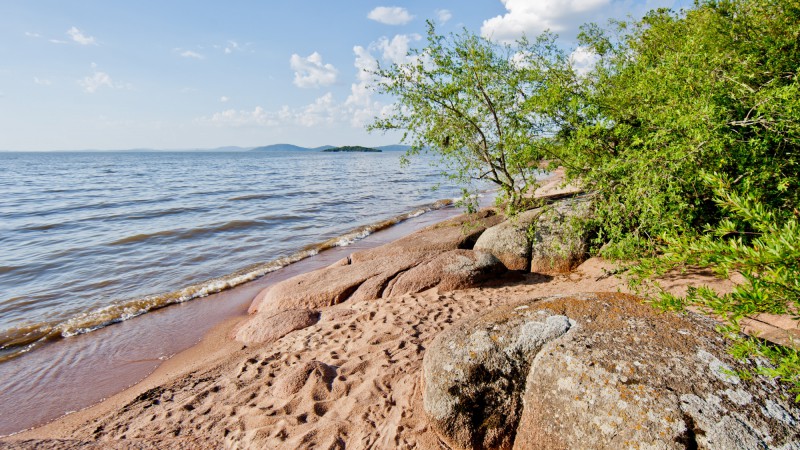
[0, 0, 690, 151]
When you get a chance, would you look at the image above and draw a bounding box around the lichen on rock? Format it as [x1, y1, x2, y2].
[421, 293, 800, 450]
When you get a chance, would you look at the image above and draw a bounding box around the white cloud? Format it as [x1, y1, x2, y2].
[204, 36, 410, 131]
[206, 93, 338, 128]
[373, 33, 421, 65]
[344, 45, 395, 127]
[80, 71, 113, 93]
[49, 39, 69, 45]
[481, 0, 610, 42]
[34, 77, 52, 86]
[569, 46, 600, 76]
[25, 32, 41, 38]
[290, 52, 338, 88]
[352, 45, 379, 83]
[224, 41, 240, 54]
[79, 63, 128, 93]
[209, 106, 279, 127]
[367, 6, 414, 25]
[296, 93, 337, 127]
[220, 96, 230, 103]
[345, 47, 379, 121]
[436, 9, 453, 24]
[67, 26, 97, 45]
[180, 50, 205, 60]
[480, 0, 687, 42]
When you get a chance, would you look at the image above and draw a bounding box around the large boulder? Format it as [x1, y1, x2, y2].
[250, 209, 504, 314]
[422, 293, 800, 450]
[473, 209, 541, 271]
[422, 301, 572, 449]
[473, 197, 592, 273]
[528, 197, 592, 273]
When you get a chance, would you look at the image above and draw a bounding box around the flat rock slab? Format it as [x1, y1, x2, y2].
[250, 209, 504, 314]
[422, 293, 800, 450]
[385, 249, 504, 298]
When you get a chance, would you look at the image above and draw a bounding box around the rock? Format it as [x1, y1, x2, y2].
[473, 197, 592, 273]
[350, 208, 503, 263]
[422, 302, 572, 450]
[422, 293, 800, 450]
[385, 250, 505, 298]
[528, 197, 592, 274]
[473, 209, 541, 271]
[249, 255, 411, 314]
[250, 209, 504, 314]
[234, 309, 320, 346]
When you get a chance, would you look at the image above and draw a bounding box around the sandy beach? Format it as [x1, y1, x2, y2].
[4, 172, 798, 449]
[2, 260, 741, 449]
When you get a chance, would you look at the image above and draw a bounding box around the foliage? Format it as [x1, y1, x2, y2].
[367, 0, 800, 396]
[645, 173, 800, 399]
[368, 22, 575, 213]
[561, 0, 800, 397]
[560, 0, 800, 256]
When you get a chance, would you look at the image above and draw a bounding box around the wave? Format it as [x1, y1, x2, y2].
[107, 219, 266, 246]
[0, 197, 456, 363]
[227, 193, 273, 201]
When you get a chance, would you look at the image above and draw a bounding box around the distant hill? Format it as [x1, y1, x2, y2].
[322, 146, 381, 153]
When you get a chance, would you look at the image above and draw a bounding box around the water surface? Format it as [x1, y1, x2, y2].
[0, 150, 463, 361]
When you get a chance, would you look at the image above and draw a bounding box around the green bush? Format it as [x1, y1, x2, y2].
[561, 0, 800, 398]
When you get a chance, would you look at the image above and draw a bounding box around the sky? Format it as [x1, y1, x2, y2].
[0, 0, 691, 151]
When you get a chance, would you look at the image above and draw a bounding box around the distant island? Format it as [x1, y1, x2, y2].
[322, 146, 382, 153]
[248, 144, 408, 152]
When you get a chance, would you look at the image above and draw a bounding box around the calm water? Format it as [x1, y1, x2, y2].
[0, 150, 463, 362]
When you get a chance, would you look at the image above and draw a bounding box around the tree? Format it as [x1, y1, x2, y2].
[368, 22, 573, 212]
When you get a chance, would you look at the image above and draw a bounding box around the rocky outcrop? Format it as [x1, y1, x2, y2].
[234, 309, 319, 346]
[384, 249, 504, 298]
[473, 197, 592, 273]
[249, 209, 504, 315]
[422, 293, 800, 450]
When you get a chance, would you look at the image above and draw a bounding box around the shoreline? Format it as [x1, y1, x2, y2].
[0, 197, 459, 365]
[6, 171, 796, 447]
[0, 201, 473, 437]
[6, 253, 759, 446]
